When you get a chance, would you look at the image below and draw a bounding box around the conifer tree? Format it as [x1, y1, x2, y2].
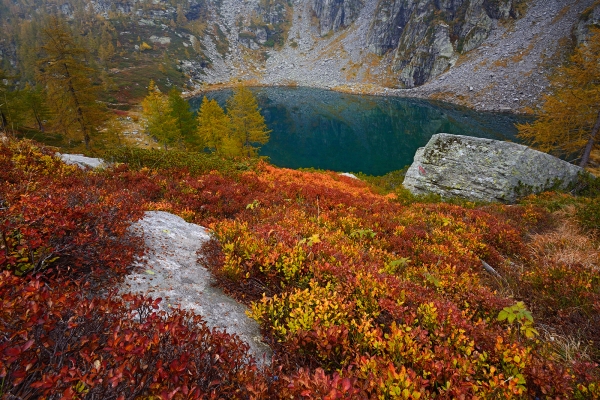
[176, 4, 188, 25]
[518, 29, 600, 168]
[98, 114, 125, 149]
[196, 96, 231, 154]
[0, 69, 11, 132]
[22, 83, 49, 132]
[142, 80, 180, 150]
[37, 15, 105, 149]
[168, 88, 197, 147]
[0, 69, 25, 135]
[98, 42, 115, 66]
[226, 86, 271, 157]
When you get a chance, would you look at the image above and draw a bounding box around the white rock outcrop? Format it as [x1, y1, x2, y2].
[403, 133, 583, 203]
[57, 153, 106, 169]
[122, 211, 272, 365]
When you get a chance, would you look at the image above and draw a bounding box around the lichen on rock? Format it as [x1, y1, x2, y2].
[403, 133, 583, 203]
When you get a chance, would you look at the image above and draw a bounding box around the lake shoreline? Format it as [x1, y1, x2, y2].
[189, 87, 527, 176]
[183, 82, 535, 117]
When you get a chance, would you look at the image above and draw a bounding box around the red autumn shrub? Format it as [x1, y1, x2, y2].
[0, 141, 147, 278]
[2, 139, 599, 398]
[0, 272, 269, 399]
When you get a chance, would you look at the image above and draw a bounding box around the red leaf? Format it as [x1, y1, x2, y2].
[22, 339, 35, 352]
[4, 347, 21, 357]
[341, 378, 351, 392]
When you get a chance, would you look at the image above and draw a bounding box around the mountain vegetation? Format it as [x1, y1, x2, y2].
[518, 28, 600, 168]
[226, 86, 271, 157]
[1, 139, 599, 398]
[142, 83, 270, 155]
[37, 15, 105, 149]
[0, 1, 599, 399]
[197, 96, 231, 155]
[142, 80, 181, 150]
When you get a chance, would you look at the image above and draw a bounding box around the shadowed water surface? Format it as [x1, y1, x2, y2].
[190, 87, 527, 175]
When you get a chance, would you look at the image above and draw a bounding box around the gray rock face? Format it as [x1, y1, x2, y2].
[395, 21, 458, 88]
[312, 0, 364, 35]
[122, 211, 272, 365]
[92, 0, 134, 15]
[403, 133, 583, 203]
[576, 3, 600, 45]
[367, 0, 520, 87]
[57, 153, 106, 169]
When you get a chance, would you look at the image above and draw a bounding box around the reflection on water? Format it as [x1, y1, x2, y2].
[189, 87, 528, 176]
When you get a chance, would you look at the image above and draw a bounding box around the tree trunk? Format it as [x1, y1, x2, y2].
[0, 110, 7, 132]
[63, 63, 90, 149]
[34, 113, 44, 132]
[32, 107, 44, 132]
[580, 110, 600, 168]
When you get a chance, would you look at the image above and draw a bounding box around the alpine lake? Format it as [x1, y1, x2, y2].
[189, 87, 529, 176]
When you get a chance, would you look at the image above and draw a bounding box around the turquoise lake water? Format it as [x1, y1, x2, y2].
[189, 87, 527, 176]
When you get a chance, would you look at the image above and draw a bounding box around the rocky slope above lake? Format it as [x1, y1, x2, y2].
[181, 0, 598, 112]
[1, 0, 597, 112]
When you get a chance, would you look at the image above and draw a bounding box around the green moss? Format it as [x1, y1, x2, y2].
[104, 147, 260, 176]
[356, 167, 409, 194]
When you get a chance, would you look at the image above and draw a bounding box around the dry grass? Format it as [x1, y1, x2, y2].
[492, 58, 509, 68]
[522, 69, 534, 77]
[316, 28, 350, 60]
[473, 58, 488, 72]
[360, 53, 385, 84]
[452, 50, 477, 67]
[343, 61, 361, 80]
[510, 37, 537, 64]
[527, 209, 599, 272]
[510, 209, 600, 363]
[538, 323, 593, 363]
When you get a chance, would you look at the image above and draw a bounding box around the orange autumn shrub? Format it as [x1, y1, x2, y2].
[199, 166, 599, 397]
[2, 139, 599, 398]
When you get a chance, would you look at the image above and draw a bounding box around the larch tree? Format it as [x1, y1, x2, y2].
[168, 88, 197, 148]
[142, 80, 180, 150]
[22, 83, 50, 132]
[196, 96, 231, 154]
[16, 19, 40, 83]
[0, 69, 12, 132]
[176, 4, 188, 25]
[37, 15, 105, 149]
[0, 69, 25, 135]
[517, 28, 600, 168]
[226, 86, 271, 157]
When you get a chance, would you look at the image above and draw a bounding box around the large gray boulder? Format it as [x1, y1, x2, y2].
[122, 211, 272, 365]
[403, 133, 583, 203]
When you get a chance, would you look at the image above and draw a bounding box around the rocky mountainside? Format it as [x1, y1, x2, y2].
[1, 0, 597, 111]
